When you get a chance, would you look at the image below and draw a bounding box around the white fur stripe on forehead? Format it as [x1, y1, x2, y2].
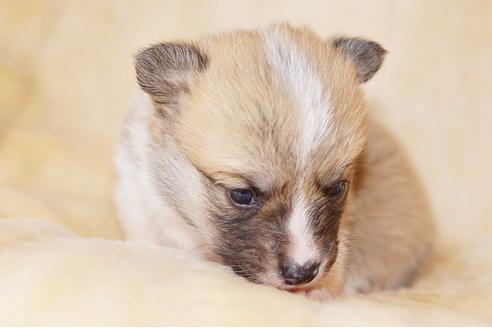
[287, 192, 320, 264]
[262, 28, 332, 165]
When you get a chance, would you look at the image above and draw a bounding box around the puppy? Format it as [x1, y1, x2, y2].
[114, 23, 435, 298]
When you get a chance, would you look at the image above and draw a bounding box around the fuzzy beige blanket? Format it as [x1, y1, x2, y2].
[1, 0, 491, 325]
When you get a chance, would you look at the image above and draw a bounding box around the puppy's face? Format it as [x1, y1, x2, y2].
[135, 24, 385, 290]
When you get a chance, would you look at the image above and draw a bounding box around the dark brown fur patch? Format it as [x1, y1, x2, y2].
[206, 179, 293, 283]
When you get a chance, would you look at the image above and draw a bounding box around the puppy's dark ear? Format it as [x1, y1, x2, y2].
[332, 37, 387, 83]
[135, 42, 208, 106]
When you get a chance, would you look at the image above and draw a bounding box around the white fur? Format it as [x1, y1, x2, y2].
[287, 191, 320, 265]
[263, 30, 329, 263]
[262, 28, 332, 164]
[114, 92, 203, 254]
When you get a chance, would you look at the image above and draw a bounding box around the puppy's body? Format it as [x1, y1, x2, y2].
[114, 24, 435, 296]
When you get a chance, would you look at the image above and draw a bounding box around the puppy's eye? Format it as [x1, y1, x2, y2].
[325, 180, 348, 199]
[229, 189, 256, 206]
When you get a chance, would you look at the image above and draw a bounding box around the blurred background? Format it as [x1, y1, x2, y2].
[0, 0, 491, 247]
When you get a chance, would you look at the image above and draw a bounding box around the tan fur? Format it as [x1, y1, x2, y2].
[175, 25, 366, 185]
[341, 118, 436, 293]
[114, 23, 435, 297]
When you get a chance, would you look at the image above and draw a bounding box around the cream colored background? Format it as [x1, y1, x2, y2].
[1, 0, 491, 324]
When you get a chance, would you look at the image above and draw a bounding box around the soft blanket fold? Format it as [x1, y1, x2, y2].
[0, 219, 487, 325]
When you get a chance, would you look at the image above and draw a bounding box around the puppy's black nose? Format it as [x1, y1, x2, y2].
[281, 262, 320, 285]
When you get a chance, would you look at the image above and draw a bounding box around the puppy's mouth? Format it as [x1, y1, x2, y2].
[280, 284, 312, 292]
[274, 276, 325, 292]
[267, 277, 324, 293]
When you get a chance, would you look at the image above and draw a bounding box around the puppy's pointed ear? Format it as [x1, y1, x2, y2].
[135, 42, 208, 107]
[332, 37, 387, 83]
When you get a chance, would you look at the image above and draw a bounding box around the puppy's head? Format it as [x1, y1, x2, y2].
[135, 24, 386, 290]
